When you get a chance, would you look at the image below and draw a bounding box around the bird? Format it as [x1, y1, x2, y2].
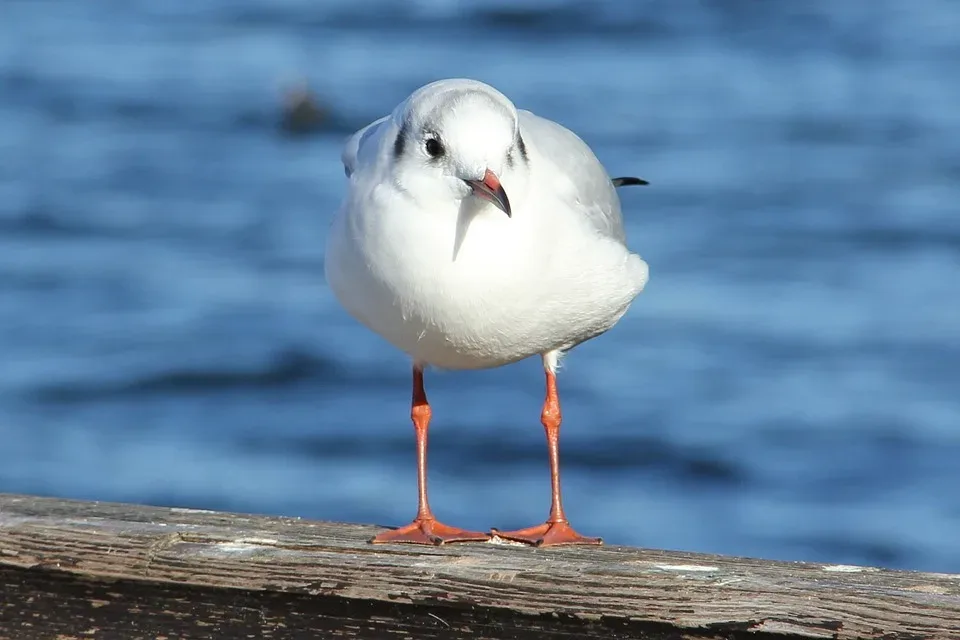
[324, 78, 649, 546]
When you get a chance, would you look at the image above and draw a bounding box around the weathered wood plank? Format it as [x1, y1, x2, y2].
[0, 493, 957, 639]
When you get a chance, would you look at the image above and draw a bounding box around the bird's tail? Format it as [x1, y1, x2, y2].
[612, 176, 649, 188]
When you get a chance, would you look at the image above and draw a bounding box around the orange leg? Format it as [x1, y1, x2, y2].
[492, 367, 602, 547]
[370, 366, 490, 545]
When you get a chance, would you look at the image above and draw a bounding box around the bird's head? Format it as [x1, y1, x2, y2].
[387, 79, 529, 217]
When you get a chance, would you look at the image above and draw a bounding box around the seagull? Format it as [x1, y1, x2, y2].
[325, 78, 649, 546]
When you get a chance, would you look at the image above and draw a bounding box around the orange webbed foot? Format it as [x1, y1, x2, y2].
[491, 521, 602, 547]
[371, 518, 491, 545]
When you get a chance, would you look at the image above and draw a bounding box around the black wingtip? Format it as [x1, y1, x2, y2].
[612, 176, 650, 188]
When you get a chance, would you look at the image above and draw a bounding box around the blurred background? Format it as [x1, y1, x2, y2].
[1, 0, 958, 573]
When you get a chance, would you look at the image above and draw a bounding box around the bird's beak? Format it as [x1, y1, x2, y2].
[465, 169, 511, 217]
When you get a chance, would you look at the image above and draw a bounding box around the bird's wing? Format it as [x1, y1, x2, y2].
[518, 109, 627, 243]
[341, 115, 390, 178]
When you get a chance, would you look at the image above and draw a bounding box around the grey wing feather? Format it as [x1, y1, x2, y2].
[341, 115, 390, 177]
[517, 110, 626, 243]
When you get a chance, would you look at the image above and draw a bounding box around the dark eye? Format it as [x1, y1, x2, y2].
[424, 137, 444, 158]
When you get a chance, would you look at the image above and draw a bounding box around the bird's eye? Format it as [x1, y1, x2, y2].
[424, 137, 444, 158]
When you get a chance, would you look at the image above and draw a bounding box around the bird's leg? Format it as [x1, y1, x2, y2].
[370, 366, 490, 545]
[492, 365, 602, 547]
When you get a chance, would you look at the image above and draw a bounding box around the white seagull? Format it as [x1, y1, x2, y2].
[325, 78, 649, 546]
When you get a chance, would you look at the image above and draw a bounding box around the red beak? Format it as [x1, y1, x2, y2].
[465, 169, 511, 217]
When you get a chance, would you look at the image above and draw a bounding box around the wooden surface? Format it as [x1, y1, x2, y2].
[0, 493, 958, 639]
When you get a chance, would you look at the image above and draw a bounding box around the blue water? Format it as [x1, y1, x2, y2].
[2, 0, 959, 573]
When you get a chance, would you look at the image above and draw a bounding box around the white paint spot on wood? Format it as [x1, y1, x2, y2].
[486, 534, 528, 547]
[655, 564, 719, 572]
[213, 539, 279, 553]
[215, 543, 261, 553]
[235, 537, 279, 545]
[822, 564, 877, 573]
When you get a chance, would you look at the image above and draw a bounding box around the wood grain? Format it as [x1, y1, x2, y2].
[0, 493, 957, 639]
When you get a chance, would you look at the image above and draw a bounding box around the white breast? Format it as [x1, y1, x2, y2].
[325, 178, 647, 370]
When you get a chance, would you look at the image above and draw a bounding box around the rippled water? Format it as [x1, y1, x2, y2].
[2, 0, 959, 572]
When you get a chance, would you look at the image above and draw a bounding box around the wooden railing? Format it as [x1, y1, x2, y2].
[0, 493, 957, 639]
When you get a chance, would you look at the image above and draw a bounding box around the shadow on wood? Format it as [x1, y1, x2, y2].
[0, 493, 958, 639]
